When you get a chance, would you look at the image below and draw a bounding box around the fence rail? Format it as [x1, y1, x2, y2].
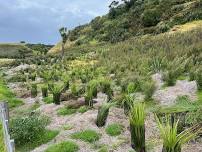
[0, 102, 15, 152]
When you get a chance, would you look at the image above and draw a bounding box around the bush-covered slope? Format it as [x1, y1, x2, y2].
[49, 0, 202, 54]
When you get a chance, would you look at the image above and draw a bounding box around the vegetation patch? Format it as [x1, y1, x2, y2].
[0, 77, 23, 108]
[43, 96, 53, 104]
[105, 123, 124, 136]
[57, 106, 77, 116]
[16, 130, 59, 152]
[45, 141, 79, 152]
[71, 130, 100, 143]
[10, 113, 59, 152]
[0, 123, 6, 152]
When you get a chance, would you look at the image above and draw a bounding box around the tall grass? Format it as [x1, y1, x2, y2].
[129, 102, 146, 152]
[155, 115, 200, 152]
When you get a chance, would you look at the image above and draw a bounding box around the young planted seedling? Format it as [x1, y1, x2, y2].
[41, 84, 48, 98]
[31, 83, 37, 98]
[49, 83, 64, 105]
[96, 103, 114, 127]
[155, 115, 200, 152]
[129, 102, 146, 152]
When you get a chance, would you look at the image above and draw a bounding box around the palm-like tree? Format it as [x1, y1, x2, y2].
[59, 27, 69, 59]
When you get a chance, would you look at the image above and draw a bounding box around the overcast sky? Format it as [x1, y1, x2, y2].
[0, 0, 109, 44]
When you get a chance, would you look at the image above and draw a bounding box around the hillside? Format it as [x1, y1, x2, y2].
[49, 0, 202, 54]
[0, 1, 202, 152]
[0, 43, 32, 59]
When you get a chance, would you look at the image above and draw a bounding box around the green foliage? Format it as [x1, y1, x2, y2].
[122, 94, 134, 115]
[49, 83, 64, 105]
[0, 43, 32, 59]
[196, 69, 202, 90]
[129, 102, 146, 152]
[142, 81, 156, 101]
[127, 82, 136, 94]
[57, 106, 77, 116]
[10, 113, 50, 145]
[155, 115, 200, 152]
[31, 83, 37, 98]
[0, 77, 23, 108]
[99, 78, 113, 101]
[16, 130, 59, 152]
[96, 103, 112, 127]
[78, 106, 89, 113]
[0, 123, 6, 152]
[141, 9, 161, 27]
[105, 123, 124, 136]
[43, 96, 53, 104]
[41, 84, 48, 98]
[71, 83, 79, 97]
[45, 141, 79, 152]
[71, 130, 100, 143]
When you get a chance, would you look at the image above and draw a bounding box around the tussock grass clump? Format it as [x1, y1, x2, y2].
[96, 103, 114, 127]
[41, 84, 48, 98]
[71, 130, 100, 143]
[155, 115, 200, 152]
[45, 141, 79, 152]
[31, 83, 37, 98]
[122, 94, 134, 115]
[129, 102, 146, 152]
[105, 123, 124, 136]
[49, 83, 64, 105]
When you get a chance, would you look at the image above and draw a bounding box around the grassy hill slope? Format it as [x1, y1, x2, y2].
[49, 0, 202, 54]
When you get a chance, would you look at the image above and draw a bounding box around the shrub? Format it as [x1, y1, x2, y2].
[10, 113, 49, 145]
[45, 141, 79, 152]
[31, 83, 37, 98]
[71, 130, 100, 143]
[105, 123, 123, 136]
[141, 9, 161, 27]
[96, 103, 113, 127]
[155, 115, 200, 152]
[129, 103, 146, 152]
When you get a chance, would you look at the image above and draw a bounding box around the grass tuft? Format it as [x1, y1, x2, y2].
[105, 123, 124, 136]
[45, 141, 79, 152]
[71, 130, 100, 143]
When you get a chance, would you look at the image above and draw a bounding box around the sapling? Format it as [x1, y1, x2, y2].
[129, 102, 146, 152]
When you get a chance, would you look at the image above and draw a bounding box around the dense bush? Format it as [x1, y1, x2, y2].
[10, 113, 49, 145]
[141, 9, 161, 27]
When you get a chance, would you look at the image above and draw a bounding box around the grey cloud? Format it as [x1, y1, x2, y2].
[0, 0, 110, 44]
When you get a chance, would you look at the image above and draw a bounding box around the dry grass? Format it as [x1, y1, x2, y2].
[169, 20, 202, 33]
